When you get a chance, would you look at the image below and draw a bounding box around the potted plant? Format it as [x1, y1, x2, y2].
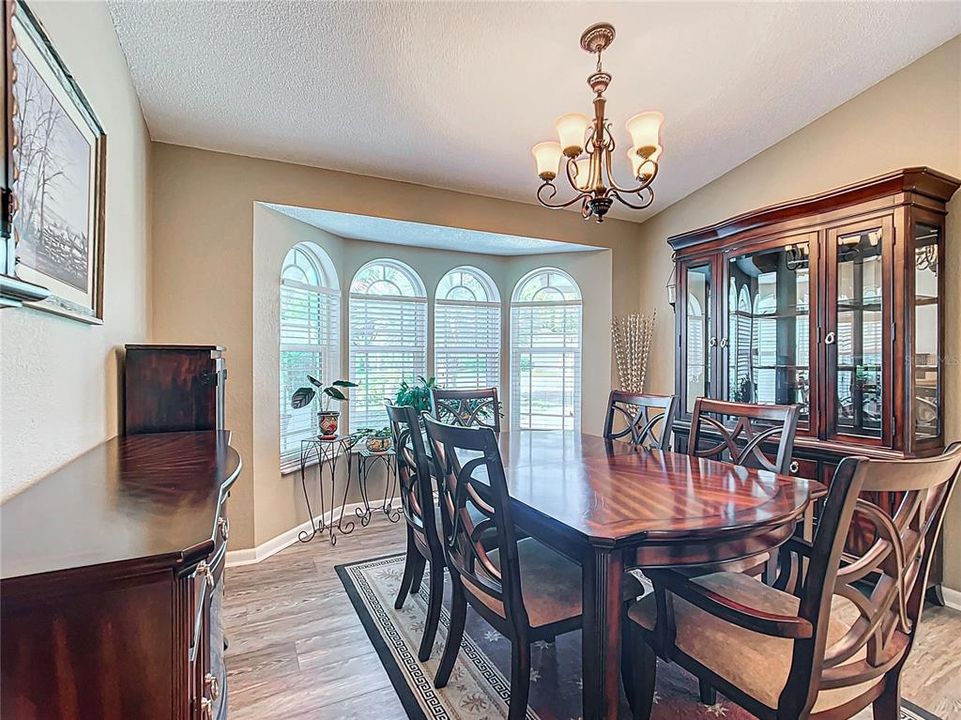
[358, 426, 392, 453]
[291, 376, 358, 439]
[394, 375, 436, 415]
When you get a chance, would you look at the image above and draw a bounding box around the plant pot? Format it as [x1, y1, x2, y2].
[365, 436, 392, 453]
[317, 411, 340, 439]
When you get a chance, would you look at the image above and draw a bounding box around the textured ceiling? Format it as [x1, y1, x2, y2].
[265, 204, 598, 256]
[108, 2, 961, 222]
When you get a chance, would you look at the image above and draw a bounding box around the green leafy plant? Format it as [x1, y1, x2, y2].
[291, 377, 358, 412]
[394, 376, 436, 414]
[356, 426, 391, 439]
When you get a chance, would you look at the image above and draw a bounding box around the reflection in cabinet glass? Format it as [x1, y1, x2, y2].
[914, 223, 940, 441]
[686, 264, 712, 413]
[727, 243, 811, 425]
[835, 229, 883, 438]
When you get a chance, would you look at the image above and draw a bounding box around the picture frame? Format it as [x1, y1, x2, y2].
[3, 0, 106, 323]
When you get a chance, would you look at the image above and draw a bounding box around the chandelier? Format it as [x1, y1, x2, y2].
[531, 23, 664, 223]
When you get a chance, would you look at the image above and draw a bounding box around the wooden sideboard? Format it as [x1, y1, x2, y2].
[1, 431, 241, 720]
[668, 167, 959, 602]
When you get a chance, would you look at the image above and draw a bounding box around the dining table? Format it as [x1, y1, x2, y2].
[488, 430, 821, 720]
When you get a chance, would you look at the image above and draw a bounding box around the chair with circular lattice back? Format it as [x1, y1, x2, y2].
[686, 397, 799, 474]
[430, 387, 501, 432]
[604, 391, 677, 450]
[423, 414, 642, 720]
[626, 443, 961, 720]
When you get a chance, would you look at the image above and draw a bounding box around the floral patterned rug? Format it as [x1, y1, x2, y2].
[336, 554, 939, 720]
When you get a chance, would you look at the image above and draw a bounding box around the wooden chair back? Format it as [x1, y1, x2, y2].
[422, 415, 528, 632]
[603, 391, 676, 449]
[687, 398, 799, 474]
[430, 387, 501, 432]
[781, 443, 961, 716]
[386, 404, 440, 551]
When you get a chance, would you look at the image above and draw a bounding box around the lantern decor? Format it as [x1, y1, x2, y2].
[611, 311, 657, 393]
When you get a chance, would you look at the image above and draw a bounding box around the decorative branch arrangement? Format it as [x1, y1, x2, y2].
[611, 311, 656, 393]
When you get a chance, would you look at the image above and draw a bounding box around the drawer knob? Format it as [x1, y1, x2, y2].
[790, 460, 800, 474]
[205, 672, 221, 700]
[218, 516, 229, 541]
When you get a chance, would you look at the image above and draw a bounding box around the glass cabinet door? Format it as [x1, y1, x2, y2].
[827, 217, 892, 444]
[913, 221, 941, 444]
[724, 236, 815, 431]
[683, 262, 714, 414]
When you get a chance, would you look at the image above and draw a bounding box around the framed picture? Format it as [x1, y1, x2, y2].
[4, 0, 106, 323]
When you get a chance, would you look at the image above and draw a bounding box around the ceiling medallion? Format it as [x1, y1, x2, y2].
[531, 22, 664, 223]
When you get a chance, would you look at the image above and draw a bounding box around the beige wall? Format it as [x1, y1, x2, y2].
[635, 37, 961, 590]
[252, 206, 612, 544]
[0, 0, 151, 497]
[151, 144, 641, 549]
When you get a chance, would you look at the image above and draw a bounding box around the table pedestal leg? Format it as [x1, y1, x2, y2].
[582, 545, 624, 720]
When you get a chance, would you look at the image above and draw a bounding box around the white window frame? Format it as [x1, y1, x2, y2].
[434, 266, 502, 391]
[279, 243, 340, 472]
[510, 267, 582, 431]
[349, 259, 427, 431]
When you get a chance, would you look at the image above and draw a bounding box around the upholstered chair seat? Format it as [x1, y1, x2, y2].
[469, 539, 645, 628]
[628, 571, 878, 713]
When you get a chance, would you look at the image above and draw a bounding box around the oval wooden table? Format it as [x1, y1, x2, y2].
[490, 431, 821, 720]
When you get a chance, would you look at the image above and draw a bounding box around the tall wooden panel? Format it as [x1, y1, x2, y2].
[124, 345, 226, 434]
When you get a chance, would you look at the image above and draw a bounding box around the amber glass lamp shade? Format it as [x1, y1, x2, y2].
[574, 158, 592, 190]
[532, 142, 563, 180]
[555, 113, 590, 157]
[628, 145, 662, 180]
[626, 111, 664, 157]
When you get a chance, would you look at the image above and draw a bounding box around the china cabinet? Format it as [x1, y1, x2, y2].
[669, 167, 959, 600]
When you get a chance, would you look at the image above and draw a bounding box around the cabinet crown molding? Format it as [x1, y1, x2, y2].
[668, 167, 961, 251]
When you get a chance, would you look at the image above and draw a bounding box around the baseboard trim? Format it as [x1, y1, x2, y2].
[226, 497, 389, 567]
[942, 586, 961, 612]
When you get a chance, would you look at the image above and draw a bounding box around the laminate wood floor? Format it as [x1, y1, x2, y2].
[224, 520, 961, 719]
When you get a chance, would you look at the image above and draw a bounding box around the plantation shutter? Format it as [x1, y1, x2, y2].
[279, 281, 340, 472]
[349, 292, 427, 430]
[435, 298, 501, 390]
[510, 269, 582, 430]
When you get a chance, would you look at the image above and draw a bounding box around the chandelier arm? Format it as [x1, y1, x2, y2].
[603, 146, 660, 194]
[610, 186, 655, 210]
[604, 122, 616, 152]
[537, 181, 592, 210]
[565, 157, 582, 191]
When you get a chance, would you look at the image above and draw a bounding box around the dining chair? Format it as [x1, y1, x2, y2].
[386, 404, 446, 662]
[624, 443, 961, 720]
[430, 386, 501, 432]
[686, 398, 799, 474]
[684, 398, 801, 586]
[423, 415, 642, 720]
[603, 391, 677, 449]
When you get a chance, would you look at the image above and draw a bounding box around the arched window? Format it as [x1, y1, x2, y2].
[279, 243, 340, 469]
[510, 268, 582, 430]
[349, 259, 427, 430]
[434, 266, 501, 391]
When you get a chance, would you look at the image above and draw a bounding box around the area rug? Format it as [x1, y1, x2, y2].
[336, 554, 940, 720]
